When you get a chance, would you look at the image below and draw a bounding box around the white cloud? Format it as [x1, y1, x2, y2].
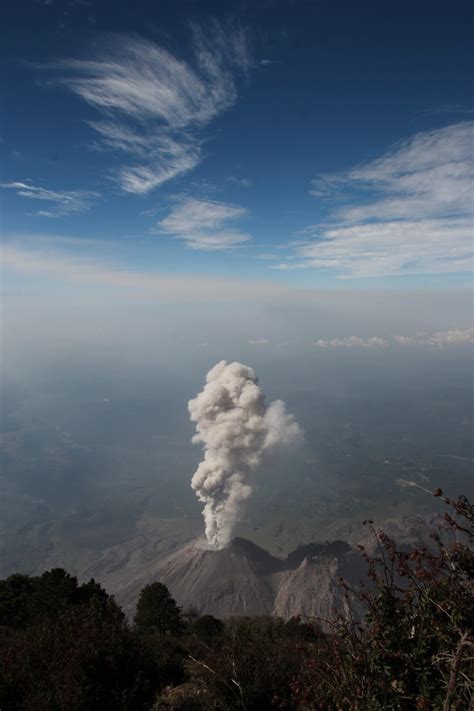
[293, 219, 472, 277]
[88, 128, 201, 193]
[1, 181, 97, 216]
[270, 262, 308, 270]
[158, 197, 251, 251]
[315, 336, 389, 349]
[394, 328, 474, 347]
[288, 123, 474, 278]
[315, 329, 474, 349]
[53, 22, 252, 194]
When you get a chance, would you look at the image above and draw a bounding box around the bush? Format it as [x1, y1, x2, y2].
[186, 616, 319, 710]
[188, 614, 224, 642]
[290, 492, 474, 709]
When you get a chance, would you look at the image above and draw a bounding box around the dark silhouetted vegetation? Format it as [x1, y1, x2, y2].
[135, 582, 184, 636]
[0, 491, 472, 710]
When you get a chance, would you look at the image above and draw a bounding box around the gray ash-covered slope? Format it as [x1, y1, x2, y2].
[116, 536, 280, 617]
[154, 537, 281, 617]
[275, 542, 367, 621]
[116, 535, 367, 621]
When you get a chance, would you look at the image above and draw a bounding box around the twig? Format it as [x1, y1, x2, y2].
[442, 632, 472, 711]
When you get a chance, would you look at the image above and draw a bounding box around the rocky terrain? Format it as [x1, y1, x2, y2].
[105, 535, 368, 622]
[75, 510, 451, 622]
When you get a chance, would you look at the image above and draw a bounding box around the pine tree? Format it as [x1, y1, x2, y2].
[134, 582, 183, 635]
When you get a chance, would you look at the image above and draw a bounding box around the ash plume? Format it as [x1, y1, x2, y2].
[188, 360, 302, 549]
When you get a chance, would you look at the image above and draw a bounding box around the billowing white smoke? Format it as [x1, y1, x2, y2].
[188, 360, 302, 549]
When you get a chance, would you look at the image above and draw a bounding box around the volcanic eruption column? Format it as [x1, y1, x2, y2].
[188, 360, 302, 549]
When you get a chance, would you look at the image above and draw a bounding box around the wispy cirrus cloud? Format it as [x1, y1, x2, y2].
[279, 122, 474, 278]
[157, 197, 251, 251]
[1, 180, 97, 217]
[50, 21, 252, 194]
[282, 218, 472, 277]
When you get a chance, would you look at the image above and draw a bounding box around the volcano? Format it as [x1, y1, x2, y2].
[115, 535, 367, 622]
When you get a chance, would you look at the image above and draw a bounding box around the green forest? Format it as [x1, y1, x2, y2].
[1, 491, 472, 710]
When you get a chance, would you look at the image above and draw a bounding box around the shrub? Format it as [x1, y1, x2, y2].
[290, 492, 474, 709]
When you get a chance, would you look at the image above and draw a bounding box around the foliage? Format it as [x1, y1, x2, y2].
[153, 681, 217, 710]
[290, 491, 474, 710]
[0, 574, 181, 710]
[188, 614, 224, 642]
[0, 598, 158, 710]
[0, 568, 111, 629]
[135, 582, 184, 636]
[185, 616, 320, 710]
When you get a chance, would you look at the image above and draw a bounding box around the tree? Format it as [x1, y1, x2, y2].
[0, 568, 115, 629]
[0, 597, 162, 710]
[0, 573, 36, 629]
[135, 583, 183, 636]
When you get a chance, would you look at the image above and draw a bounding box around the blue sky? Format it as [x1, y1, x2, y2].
[1, 0, 473, 295]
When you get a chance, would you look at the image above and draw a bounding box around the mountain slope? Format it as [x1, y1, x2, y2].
[113, 535, 367, 623]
